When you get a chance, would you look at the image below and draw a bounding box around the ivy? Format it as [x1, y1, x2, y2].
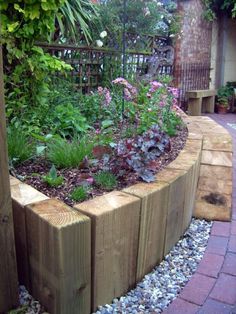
[0, 0, 72, 131]
[202, 0, 236, 20]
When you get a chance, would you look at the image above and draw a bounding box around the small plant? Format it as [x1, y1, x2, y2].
[47, 137, 94, 168]
[217, 85, 233, 107]
[116, 125, 170, 182]
[42, 165, 64, 187]
[70, 186, 88, 202]
[94, 171, 117, 190]
[7, 127, 35, 166]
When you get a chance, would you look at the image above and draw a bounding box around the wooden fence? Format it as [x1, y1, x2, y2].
[39, 34, 173, 93]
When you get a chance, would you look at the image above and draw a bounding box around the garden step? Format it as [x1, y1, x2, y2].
[192, 117, 233, 221]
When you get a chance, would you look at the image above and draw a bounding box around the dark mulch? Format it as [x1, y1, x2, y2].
[14, 127, 188, 206]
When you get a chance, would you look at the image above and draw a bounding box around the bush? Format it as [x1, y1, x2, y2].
[7, 127, 35, 166]
[47, 137, 94, 168]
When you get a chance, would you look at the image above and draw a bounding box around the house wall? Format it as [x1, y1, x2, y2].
[223, 18, 236, 85]
[210, 16, 236, 88]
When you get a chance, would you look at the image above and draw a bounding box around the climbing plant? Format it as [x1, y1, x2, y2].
[202, 0, 236, 20]
[0, 0, 72, 132]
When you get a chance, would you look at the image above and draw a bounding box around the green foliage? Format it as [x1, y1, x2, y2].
[217, 84, 233, 107]
[47, 137, 94, 168]
[90, 0, 180, 46]
[94, 171, 117, 190]
[70, 186, 88, 202]
[1, 0, 72, 133]
[42, 165, 64, 187]
[202, 0, 236, 20]
[7, 127, 34, 166]
[162, 110, 182, 136]
[52, 104, 89, 138]
[57, 0, 99, 43]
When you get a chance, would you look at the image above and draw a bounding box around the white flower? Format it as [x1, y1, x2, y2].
[169, 34, 175, 38]
[144, 7, 150, 16]
[100, 31, 107, 38]
[160, 15, 164, 19]
[96, 40, 103, 47]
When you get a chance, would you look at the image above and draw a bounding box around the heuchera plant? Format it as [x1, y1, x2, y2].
[116, 125, 170, 182]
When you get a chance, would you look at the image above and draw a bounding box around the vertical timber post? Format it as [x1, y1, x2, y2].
[0, 45, 19, 311]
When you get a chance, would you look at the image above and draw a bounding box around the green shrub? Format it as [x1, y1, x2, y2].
[42, 165, 64, 187]
[94, 171, 117, 190]
[7, 127, 34, 165]
[47, 137, 94, 168]
[52, 104, 89, 138]
[70, 186, 88, 202]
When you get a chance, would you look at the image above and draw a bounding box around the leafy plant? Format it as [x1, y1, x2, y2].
[161, 109, 182, 136]
[1, 0, 71, 134]
[116, 125, 170, 182]
[57, 0, 100, 44]
[70, 186, 88, 202]
[7, 127, 34, 166]
[202, 0, 236, 20]
[47, 137, 94, 168]
[94, 171, 117, 190]
[52, 104, 89, 138]
[217, 85, 233, 107]
[42, 165, 64, 187]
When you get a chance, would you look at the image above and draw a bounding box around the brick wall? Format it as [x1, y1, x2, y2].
[174, 0, 213, 105]
[175, 0, 212, 65]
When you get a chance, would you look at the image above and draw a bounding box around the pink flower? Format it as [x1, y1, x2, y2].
[95, 129, 101, 134]
[149, 81, 163, 93]
[97, 86, 103, 95]
[168, 87, 179, 98]
[159, 101, 165, 107]
[124, 88, 132, 101]
[112, 77, 129, 86]
[104, 88, 112, 106]
[112, 77, 137, 101]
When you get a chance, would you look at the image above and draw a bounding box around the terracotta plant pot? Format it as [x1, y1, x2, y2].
[217, 104, 228, 114]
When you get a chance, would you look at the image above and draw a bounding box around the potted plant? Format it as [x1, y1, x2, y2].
[216, 85, 231, 114]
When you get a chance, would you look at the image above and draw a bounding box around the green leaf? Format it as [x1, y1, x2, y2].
[49, 165, 57, 180]
[7, 22, 19, 32]
[101, 119, 114, 129]
[36, 145, 46, 155]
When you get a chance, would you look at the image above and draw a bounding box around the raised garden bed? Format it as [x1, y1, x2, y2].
[10, 111, 208, 314]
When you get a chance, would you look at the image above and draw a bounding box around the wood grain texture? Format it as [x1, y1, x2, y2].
[0, 45, 18, 312]
[155, 169, 187, 256]
[201, 150, 232, 167]
[123, 182, 169, 282]
[74, 191, 141, 311]
[26, 199, 91, 314]
[10, 179, 48, 288]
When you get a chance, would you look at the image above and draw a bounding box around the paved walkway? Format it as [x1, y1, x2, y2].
[163, 114, 236, 314]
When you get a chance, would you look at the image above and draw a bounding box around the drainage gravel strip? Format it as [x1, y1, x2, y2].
[18, 218, 212, 314]
[94, 218, 212, 314]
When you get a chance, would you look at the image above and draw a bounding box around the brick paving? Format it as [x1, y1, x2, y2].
[164, 114, 236, 313]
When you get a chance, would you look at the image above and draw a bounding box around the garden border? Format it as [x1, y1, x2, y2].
[10, 114, 232, 314]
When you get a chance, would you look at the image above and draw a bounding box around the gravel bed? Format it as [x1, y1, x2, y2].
[94, 218, 212, 314]
[16, 218, 212, 314]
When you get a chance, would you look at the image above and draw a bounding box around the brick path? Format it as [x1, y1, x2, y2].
[163, 114, 236, 314]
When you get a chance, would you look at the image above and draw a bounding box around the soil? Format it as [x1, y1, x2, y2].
[14, 127, 188, 206]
